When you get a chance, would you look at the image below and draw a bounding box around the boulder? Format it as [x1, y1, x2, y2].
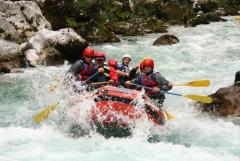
[25, 28, 88, 64]
[0, 0, 51, 43]
[86, 31, 120, 43]
[198, 84, 240, 117]
[143, 17, 168, 33]
[153, 34, 179, 46]
[191, 13, 226, 27]
[108, 22, 133, 35]
[0, 39, 21, 73]
[24, 49, 39, 65]
[223, 6, 240, 16]
[39, 47, 64, 66]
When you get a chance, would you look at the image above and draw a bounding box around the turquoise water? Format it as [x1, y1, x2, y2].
[0, 17, 240, 161]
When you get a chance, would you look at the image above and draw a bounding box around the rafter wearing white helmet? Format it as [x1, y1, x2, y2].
[122, 54, 132, 60]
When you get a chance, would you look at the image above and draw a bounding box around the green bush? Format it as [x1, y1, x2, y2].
[66, 17, 78, 29]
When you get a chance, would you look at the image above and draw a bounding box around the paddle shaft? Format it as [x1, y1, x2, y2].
[130, 83, 183, 97]
[83, 71, 99, 83]
[130, 83, 212, 103]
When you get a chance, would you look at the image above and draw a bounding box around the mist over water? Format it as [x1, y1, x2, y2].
[0, 17, 240, 161]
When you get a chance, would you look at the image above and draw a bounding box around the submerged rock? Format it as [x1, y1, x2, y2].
[153, 34, 179, 46]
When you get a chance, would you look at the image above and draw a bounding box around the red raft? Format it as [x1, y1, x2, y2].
[90, 85, 166, 134]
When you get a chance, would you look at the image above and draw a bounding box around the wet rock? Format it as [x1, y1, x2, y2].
[191, 13, 226, 26]
[123, 18, 146, 36]
[26, 28, 88, 64]
[24, 49, 39, 65]
[0, 0, 51, 43]
[108, 18, 168, 36]
[39, 47, 64, 66]
[198, 85, 240, 117]
[143, 17, 168, 33]
[153, 34, 179, 46]
[0, 39, 21, 73]
[86, 31, 120, 43]
[108, 22, 133, 35]
[10, 68, 24, 73]
[223, 6, 240, 16]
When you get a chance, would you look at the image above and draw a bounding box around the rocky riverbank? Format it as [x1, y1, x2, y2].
[0, 0, 239, 73]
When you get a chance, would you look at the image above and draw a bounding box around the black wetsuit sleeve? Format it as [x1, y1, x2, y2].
[128, 68, 139, 80]
[103, 66, 110, 74]
[69, 60, 84, 77]
[152, 72, 171, 91]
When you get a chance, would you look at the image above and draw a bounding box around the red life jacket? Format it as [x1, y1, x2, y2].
[79, 62, 95, 83]
[138, 73, 158, 95]
[109, 66, 119, 86]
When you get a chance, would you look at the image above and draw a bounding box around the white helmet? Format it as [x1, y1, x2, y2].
[122, 54, 132, 60]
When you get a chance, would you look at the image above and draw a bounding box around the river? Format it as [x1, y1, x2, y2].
[0, 17, 239, 161]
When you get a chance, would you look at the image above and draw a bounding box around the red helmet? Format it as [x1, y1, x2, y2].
[142, 58, 154, 68]
[108, 59, 118, 68]
[95, 52, 106, 60]
[83, 47, 94, 58]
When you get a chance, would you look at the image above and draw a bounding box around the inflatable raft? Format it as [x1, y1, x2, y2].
[90, 85, 166, 137]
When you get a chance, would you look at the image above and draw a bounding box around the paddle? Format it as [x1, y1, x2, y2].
[163, 109, 175, 120]
[174, 80, 210, 87]
[82, 71, 99, 84]
[90, 81, 109, 85]
[130, 83, 212, 103]
[34, 72, 100, 124]
[34, 102, 59, 124]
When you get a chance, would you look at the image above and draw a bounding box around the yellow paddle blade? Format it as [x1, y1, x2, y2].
[164, 111, 175, 120]
[48, 84, 58, 92]
[235, 16, 240, 21]
[184, 94, 212, 103]
[91, 81, 108, 85]
[174, 80, 210, 87]
[34, 102, 59, 124]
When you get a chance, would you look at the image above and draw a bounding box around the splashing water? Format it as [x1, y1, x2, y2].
[0, 17, 240, 161]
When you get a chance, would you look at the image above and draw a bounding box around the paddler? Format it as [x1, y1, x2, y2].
[94, 52, 118, 86]
[69, 47, 104, 84]
[125, 58, 173, 106]
[117, 54, 139, 86]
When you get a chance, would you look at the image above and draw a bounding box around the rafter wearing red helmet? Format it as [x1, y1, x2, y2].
[94, 51, 116, 84]
[125, 58, 172, 106]
[69, 47, 104, 84]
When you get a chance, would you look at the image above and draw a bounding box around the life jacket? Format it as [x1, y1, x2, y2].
[109, 66, 119, 86]
[79, 61, 97, 83]
[137, 73, 159, 95]
[117, 63, 129, 85]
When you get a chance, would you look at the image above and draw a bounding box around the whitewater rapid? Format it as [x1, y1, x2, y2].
[0, 17, 239, 161]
